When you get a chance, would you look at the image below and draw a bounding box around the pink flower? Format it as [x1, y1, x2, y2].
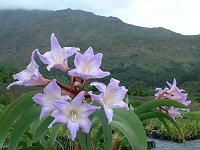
[168, 107, 182, 120]
[68, 47, 110, 80]
[166, 78, 184, 95]
[32, 80, 70, 119]
[89, 78, 128, 124]
[7, 49, 50, 89]
[37, 33, 79, 72]
[48, 91, 100, 141]
[155, 78, 191, 119]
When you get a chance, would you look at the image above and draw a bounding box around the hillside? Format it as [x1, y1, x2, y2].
[0, 9, 200, 88]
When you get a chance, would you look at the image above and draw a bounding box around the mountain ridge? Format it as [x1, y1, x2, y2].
[0, 9, 199, 87]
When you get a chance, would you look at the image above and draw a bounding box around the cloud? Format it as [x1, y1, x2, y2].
[0, 0, 199, 35]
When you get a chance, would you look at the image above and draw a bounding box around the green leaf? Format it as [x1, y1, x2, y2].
[77, 130, 87, 150]
[134, 99, 187, 115]
[33, 116, 54, 142]
[95, 109, 112, 150]
[112, 109, 147, 150]
[0, 92, 37, 147]
[93, 126, 103, 149]
[9, 104, 41, 150]
[18, 146, 43, 150]
[158, 118, 173, 137]
[77, 129, 92, 150]
[48, 124, 60, 150]
[139, 111, 185, 143]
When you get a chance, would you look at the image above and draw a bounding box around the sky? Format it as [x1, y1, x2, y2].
[0, 0, 199, 35]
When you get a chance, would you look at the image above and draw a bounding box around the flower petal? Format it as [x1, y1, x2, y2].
[7, 81, 23, 89]
[43, 80, 61, 99]
[79, 103, 101, 117]
[39, 106, 54, 119]
[51, 33, 63, 55]
[114, 101, 128, 109]
[48, 111, 68, 128]
[71, 91, 85, 107]
[84, 47, 94, 55]
[88, 92, 104, 106]
[104, 107, 113, 124]
[90, 82, 106, 93]
[67, 120, 80, 141]
[26, 49, 39, 71]
[32, 93, 47, 105]
[91, 69, 110, 79]
[63, 47, 80, 58]
[183, 100, 191, 106]
[50, 100, 69, 113]
[74, 52, 84, 70]
[68, 68, 82, 78]
[80, 117, 92, 133]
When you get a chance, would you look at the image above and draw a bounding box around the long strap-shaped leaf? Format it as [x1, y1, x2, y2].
[134, 99, 187, 115]
[0, 92, 37, 147]
[112, 109, 147, 150]
[158, 118, 174, 137]
[9, 104, 41, 150]
[77, 130, 87, 150]
[33, 116, 54, 142]
[93, 126, 103, 149]
[139, 111, 186, 143]
[95, 109, 112, 150]
[77, 116, 99, 150]
[48, 124, 60, 150]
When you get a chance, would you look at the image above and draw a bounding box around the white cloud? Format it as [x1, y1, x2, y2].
[0, 0, 199, 35]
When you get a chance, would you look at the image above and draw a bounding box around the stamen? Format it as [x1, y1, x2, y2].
[70, 110, 77, 122]
[105, 101, 116, 109]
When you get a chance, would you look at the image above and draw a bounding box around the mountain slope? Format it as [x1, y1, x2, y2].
[0, 9, 199, 87]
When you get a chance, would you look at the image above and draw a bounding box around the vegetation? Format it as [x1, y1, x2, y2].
[0, 9, 199, 88]
[144, 111, 200, 141]
[0, 8, 199, 149]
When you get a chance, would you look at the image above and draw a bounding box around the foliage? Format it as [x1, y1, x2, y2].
[144, 111, 200, 140]
[127, 81, 153, 96]
[0, 93, 188, 149]
[0, 65, 18, 83]
[0, 9, 200, 89]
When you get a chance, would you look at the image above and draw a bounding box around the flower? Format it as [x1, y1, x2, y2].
[68, 47, 110, 80]
[155, 87, 170, 99]
[7, 49, 50, 89]
[37, 33, 79, 72]
[89, 78, 128, 124]
[48, 91, 100, 141]
[155, 78, 191, 119]
[168, 107, 182, 120]
[32, 80, 70, 119]
[166, 78, 184, 95]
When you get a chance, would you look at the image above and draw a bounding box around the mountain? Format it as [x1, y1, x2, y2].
[0, 9, 200, 89]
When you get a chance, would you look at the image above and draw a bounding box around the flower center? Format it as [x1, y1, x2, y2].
[105, 101, 116, 109]
[70, 109, 77, 122]
[103, 95, 116, 109]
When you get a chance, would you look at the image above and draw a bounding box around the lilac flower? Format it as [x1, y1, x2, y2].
[166, 78, 184, 95]
[155, 78, 191, 119]
[37, 33, 79, 72]
[68, 47, 110, 80]
[171, 92, 191, 106]
[89, 78, 128, 124]
[48, 91, 100, 141]
[155, 87, 170, 99]
[168, 107, 182, 120]
[7, 49, 50, 89]
[32, 80, 70, 119]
